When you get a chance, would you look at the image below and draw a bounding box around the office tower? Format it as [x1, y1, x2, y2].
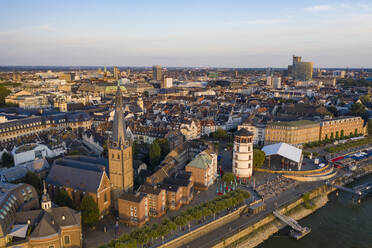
[232, 128, 254, 178]
[290, 55, 313, 81]
[152, 65, 162, 81]
[114, 66, 120, 80]
[273, 77, 281, 89]
[161, 77, 173, 88]
[266, 76, 272, 87]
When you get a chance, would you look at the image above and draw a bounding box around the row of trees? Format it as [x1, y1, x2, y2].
[101, 189, 250, 248]
[303, 132, 363, 149]
[325, 137, 372, 154]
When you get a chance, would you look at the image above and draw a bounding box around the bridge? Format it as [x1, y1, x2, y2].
[273, 210, 311, 239]
[326, 181, 372, 197]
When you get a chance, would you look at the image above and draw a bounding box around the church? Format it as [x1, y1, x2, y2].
[46, 85, 134, 217]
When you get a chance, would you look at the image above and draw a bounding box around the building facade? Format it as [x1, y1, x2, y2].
[118, 192, 148, 227]
[265, 120, 320, 145]
[185, 149, 217, 190]
[320, 116, 364, 140]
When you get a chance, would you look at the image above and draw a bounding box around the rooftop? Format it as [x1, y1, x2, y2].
[269, 120, 318, 127]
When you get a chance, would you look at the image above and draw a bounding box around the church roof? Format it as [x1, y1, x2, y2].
[112, 86, 127, 147]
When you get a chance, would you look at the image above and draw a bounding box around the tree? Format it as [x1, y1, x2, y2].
[80, 195, 99, 226]
[368, 119, 372, 136]
[222, 172, 235, 184]
[327, 106, 338, 116]
[0, 85, 11, 106]
[22, 171, 42, 194]
[350, 102, 366, 117]
[213, 128, 228, 140]
[149, 141, 161, 168]
[1, 152, 14, 168]
[154, 138, 170, 159]
[174, 216, 188, 230]
[54, 189, 74, 208]
[132, 141, 139, 159]
[253, 149, 266, 168]
[143, 91, 149, 97]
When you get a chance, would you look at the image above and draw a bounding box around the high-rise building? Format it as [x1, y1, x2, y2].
[152, 65, 162, 81]
[232, 128, 254, 178]
[273, 77, 281, 89]
[161, 77, 173, 88]
[114, 66, 120, 80]
[290, 55, 313, 81]
[108, 86, 133, 208]
[266, 76, 272, 87]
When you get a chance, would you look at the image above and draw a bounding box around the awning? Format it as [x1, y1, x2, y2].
[8, 224, 29, 238]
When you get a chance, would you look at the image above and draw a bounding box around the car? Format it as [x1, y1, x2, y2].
[318, 163, 326, 168]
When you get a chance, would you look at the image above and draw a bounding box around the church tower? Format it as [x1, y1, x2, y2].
[41, 181, 52, 211]
[108, 86, 133, 195]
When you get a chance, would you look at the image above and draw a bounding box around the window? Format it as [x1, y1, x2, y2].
[104, 193, 108, 203]
[49, 246, 55, 248]
[64, 235, 70, 245]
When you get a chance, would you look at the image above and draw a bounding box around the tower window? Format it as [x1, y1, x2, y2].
[118, 154, 120, 159]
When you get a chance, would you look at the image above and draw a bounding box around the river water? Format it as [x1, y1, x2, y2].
[259, 174, 372, 248]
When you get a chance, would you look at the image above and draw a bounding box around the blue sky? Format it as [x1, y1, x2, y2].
[0, 0, 372, 67]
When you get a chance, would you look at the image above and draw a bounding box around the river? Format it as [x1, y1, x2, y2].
[258, 174, 372, 248]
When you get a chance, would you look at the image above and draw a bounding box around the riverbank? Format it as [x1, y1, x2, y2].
[222, 163, 372, 248]
[234, 194, 329, 248]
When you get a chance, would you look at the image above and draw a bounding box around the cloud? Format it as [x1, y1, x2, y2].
[304, 5, 333, 11]
[225, 17, 290, 26]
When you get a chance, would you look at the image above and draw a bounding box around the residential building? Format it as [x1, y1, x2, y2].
[161, 77, 173, 88]
[118, 192, 148, 227]
[138, 184, 166, 217]
[185, 149, 217, 190]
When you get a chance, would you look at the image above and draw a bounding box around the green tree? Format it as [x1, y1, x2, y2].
[350, 102, 366, 117]
[54, 189, 74, 208]
[143, 91, 149, 97]
[149, 141, 161, 168]
[0, 85, 11, 106]
[132, 141, 139, 159]
[213, 128, 228, 140]
[174, 215, 188, 230]
[1, 152, 14, 168]
[80, 195, 99, 226]
[368, 119, 372, 136]
[222, 172, 235, 184]
[327, 106, 338, 116]
[253, 149, 266, 168]
[22, 171, 42, 194]
[155, 138, 170, 159]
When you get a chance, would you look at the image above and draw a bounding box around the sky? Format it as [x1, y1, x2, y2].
[0, 0, 372, 68]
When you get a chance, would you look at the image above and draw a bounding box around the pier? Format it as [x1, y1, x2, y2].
[326, 181, 372, 197]
[273, 210, 311, 240]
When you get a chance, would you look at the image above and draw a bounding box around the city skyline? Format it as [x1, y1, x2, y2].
[1, 0, 372, 67]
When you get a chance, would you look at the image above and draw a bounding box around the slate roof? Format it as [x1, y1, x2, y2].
[46, 157, 106, 193]
[15, 207, 81, 239]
